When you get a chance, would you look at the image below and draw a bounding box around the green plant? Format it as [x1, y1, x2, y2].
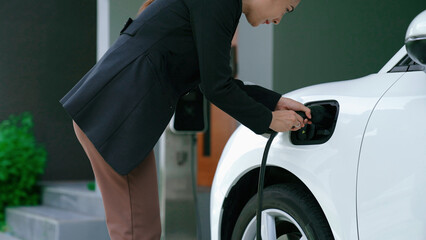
[0, 112, 47, 230]
[87, 181, 96, 191]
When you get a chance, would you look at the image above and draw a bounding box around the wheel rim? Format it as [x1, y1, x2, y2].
[241, 209, 308, 240]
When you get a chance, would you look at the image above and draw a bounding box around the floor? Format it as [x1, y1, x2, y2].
[196, 187, 211, 240]
[1, 181, 212, 240]
[164, 186, 211, 240]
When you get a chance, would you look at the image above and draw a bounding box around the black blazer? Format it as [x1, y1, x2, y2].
[59, 0, 281, 175]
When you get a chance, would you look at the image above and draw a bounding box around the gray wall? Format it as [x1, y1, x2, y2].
[238, 16, 274, 89]
[0, 1, 97, 180]
[109, 0, 142, 44]
[273, 1, 426, 93]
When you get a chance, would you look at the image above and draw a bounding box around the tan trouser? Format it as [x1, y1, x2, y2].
[72, 120, 161, 240]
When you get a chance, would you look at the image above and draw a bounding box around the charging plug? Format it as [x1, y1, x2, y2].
[292, 102, 339, 145]
[296, 105, 329, 124]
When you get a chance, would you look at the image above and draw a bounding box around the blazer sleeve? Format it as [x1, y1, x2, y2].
[233, 79, 282, 111]
[189, 0, 279, 134]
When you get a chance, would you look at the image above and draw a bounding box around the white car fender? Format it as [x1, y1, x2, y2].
[211, 72, 405, 240]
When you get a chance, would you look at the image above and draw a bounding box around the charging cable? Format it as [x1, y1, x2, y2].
[190, 134, 203, 240]
[256, 105, 329, 239]
[256, 131, 277, 240]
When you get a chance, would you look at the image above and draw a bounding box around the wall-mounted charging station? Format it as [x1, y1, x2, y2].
[159, 88, 207, 240]
[170, 88, 208, 134]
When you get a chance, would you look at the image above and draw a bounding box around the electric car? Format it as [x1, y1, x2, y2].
[210, 10, 426, 240]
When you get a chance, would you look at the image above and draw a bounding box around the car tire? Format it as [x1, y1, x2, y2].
[231, 183, 334, 240]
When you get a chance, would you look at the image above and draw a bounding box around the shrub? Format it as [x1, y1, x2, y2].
[87, 181, 96, 191]
[0, 112, 47, 229]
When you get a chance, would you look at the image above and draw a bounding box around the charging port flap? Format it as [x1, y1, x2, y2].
[291, 100, 339, 145]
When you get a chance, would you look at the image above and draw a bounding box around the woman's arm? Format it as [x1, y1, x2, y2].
[233, 79, 282, 111]
[188, 0, 310, 133]
[189, 0, 274, 134]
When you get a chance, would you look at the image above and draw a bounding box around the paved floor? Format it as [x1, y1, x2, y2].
[196, 187, 211, 240]
[164, 186, 211, 240]
[0, 232, 20, 240]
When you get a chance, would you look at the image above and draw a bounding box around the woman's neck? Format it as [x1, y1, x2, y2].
[241, 0, 253, 14]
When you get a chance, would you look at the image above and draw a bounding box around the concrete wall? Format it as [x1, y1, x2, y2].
[109, 0, 142, 44]
[237, 16, 274, 89]
[0, 0, 142, 181]
[0, 1, 97, 180]
[273, 1, 426, 93]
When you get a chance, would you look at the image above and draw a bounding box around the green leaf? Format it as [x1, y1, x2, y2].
[0, 112, 46, 223]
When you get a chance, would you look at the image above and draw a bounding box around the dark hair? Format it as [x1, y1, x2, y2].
[137, 0, 155, 16]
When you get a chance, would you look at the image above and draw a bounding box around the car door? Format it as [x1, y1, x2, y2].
[357, 56, 426, 239]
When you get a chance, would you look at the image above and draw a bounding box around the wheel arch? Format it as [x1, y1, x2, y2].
[220, 166, 331, 240]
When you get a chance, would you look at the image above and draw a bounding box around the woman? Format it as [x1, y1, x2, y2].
[60, 0, 310, 238]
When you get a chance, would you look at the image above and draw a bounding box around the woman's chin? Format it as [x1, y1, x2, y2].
[248, 20, 261, 27]
[244, 15, 260, 27]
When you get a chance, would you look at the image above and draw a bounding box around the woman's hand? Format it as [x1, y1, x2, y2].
[270, 110, 308, 132]
[275, 97, 311, 118]
[269, 97, 312, 132]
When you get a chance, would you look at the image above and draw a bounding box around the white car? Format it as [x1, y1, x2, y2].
[210, 10, 426, 240]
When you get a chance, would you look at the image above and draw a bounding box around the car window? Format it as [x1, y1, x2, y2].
[389, 54, 425, 72]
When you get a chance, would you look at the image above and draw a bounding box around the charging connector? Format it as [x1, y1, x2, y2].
[292, 101, 339, 145]
[256, 103, 336, 239]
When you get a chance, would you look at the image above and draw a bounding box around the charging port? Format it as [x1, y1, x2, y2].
[291, 100, 339, 145]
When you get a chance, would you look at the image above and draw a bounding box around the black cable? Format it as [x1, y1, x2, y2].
[255, 106, 328, 239]
[190, 134, 203, 240]
[256, 131, 278, 240]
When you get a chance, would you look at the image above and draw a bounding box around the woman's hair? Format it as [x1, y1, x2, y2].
[137, 0, 155, 16]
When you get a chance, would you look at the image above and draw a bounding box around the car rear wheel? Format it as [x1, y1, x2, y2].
[231, 184, 334, 240]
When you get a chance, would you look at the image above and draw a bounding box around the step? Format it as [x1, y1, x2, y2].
[6, 206, 110, 240]
[40, 181, 105, 217]
[0, 232, 21, 240]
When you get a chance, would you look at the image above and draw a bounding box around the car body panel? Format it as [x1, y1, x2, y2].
[379, 46, 407, 74]
[210, 70, 405, 240]
[357, 70, 426, 239]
